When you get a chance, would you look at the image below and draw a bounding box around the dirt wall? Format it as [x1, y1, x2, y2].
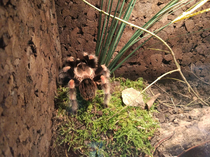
[55, 0, 98, 59]
[0, 0, 61, 156]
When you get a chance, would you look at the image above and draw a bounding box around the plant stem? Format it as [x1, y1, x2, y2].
[141, 69, 179, 93]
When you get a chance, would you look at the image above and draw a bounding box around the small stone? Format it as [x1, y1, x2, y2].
[173, 118, 179, 124]
[122, 88, 145, 109]
[185, 20, 195, 32]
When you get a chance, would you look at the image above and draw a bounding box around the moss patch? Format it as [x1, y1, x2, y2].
[55, 77, 159, 156]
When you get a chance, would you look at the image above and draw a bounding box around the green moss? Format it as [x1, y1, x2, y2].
[55, 77, 159, 156]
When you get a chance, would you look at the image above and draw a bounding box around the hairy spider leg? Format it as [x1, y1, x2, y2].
[66, 56, 81, 67]
[88, 54, 98, 68]
[68, 79, 78, 114]
[59, 66, 74, 86]
[66, 56, 76, 68]
[95, 65, 110, 78]
[94, 64, 111, 107]
[58, 66, 74, 86]
[63, 66, 74, 77]
[82, 52, 98, 68]
[82, 52, 89, 61]
[76, 58, 81, 66]
[100, 75, 110, 108]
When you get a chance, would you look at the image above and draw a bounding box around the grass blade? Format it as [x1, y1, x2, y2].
[95, 0, 104, 56]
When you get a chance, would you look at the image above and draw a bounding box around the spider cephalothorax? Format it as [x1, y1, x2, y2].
[59, 52, 110, 114]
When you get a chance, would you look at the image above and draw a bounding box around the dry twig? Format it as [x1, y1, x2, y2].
[151, 131, 175, 156]
[177, 140, 210, 157]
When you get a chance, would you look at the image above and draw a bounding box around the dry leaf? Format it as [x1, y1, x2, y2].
[146, 93, 161, 110]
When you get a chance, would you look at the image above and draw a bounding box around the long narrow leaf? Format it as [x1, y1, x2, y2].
[97, 0, 111, 63]
[104, 0, 136, 65]
[102, 0, 122, 65]
[99, 0, 113, 64]
[95, 0, 104, 56]
[108, 0, 181, 71]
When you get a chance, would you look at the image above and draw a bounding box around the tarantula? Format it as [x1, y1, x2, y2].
[59, 52, 110, 114]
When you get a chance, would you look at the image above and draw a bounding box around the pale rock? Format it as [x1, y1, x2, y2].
[122, 88, 145, 109]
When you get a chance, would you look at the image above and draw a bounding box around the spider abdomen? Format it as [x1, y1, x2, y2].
[79, 78, 97, 101]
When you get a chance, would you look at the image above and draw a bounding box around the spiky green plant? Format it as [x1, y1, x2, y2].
[93, 0, 178, 73]
[84, 0, 209, 73]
